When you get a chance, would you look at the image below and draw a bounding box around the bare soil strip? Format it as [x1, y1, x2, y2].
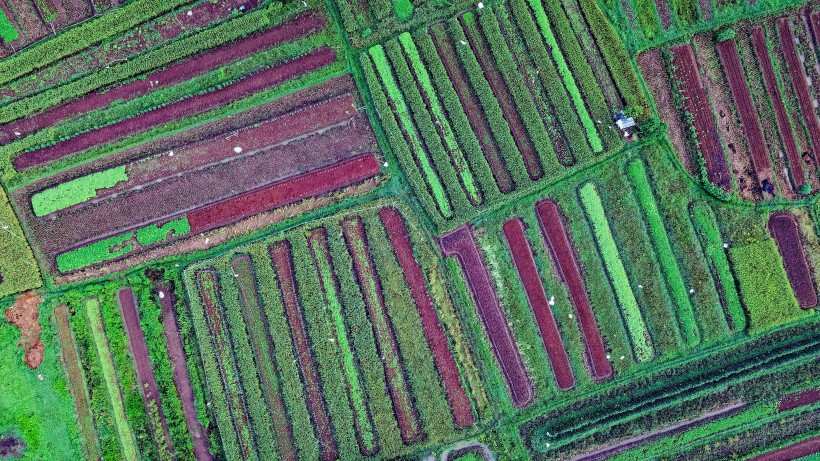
[3, 291, 44, 369]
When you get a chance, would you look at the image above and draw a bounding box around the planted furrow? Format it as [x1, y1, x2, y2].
[768, 212, 817, 309]
[397, 32, 482, 206]
[458, 14, 543, 181]
[231, 256, 298, 461]
[777, 18, 820, 164]
[307, 228, 379, 456]
[750, 26, 805, 190]
[367, 45, 453, 218]
[579, 183, 654, 362]
[536, 199, 612, 381]
[378, 207, 475, 427]
[428, 24, 514, 193]
[778, 388, 820, 412]
[627, 159, 700, 347]
[14, 47, 337, 170]
[85, 297, 139, 461]
[0, 12, 325, 145]
[341, 216, 424, 444]
[187, 153, 380, 234]
[196, 271, 256, 460]
[669, 44, 732, 191]
[503, 218, 575, 391]
[748, 435, 820, 461]
[716, 38, 772, 187]
[54, 305, 100, 461]
[269, 241, 339, 461]
[117, 287, 174, 459]
[155, 285, 213, 461]
[439, 225, 534, 408]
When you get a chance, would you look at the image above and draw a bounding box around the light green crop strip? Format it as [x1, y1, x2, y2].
[32, 165, 127, 217]
[398, 32, 481, 205]
[580, 182, 653, 361]
[369, 45, 453, 218]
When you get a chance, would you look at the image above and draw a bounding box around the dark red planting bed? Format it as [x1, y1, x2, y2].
[155, 284, 213, 461]
[14, 46, 336, 170]
[716, 39, 772, 187]
[379, 207, 475, 428]
[669, 44, 732, 191]
[747, 435, 820, 461]
[536, 199, 612, 382]
[459, 16, 543, 181]
[571, 402, 748, 461]
[502, 218, 575, 391]
[188, 153, 380, 234]
[0, 12, 324, 145]
[778, 388, 820, 412]
[768, 212, 817, 308]
[654, 0, 672, 29]
[439, 225, 534, 408]
[341, 216, 424, 444]
[117, 287, 175, 459]
[778, 18, 820, 164]
[430, 25, 513, 193]
[231, 256, 297, 461]
[750, 26, 806, 190]
[269, 241, 338, 461]
[197, 271, 256, 459]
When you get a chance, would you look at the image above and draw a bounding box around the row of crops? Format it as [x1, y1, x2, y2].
[640, 7, 820, 202]
[360, 0, 648, 228]
[181, 203, 487, 460]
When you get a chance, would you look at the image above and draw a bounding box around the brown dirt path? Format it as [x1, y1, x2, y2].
[4, 291, 43, 369]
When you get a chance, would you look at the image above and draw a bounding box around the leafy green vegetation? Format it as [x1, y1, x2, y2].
[0, 10, 17, 44]
[56, 233, 134, 273]
[0, 187, 41, 299]
[135, 217, 191, 246]
[31, 166, 127, 217]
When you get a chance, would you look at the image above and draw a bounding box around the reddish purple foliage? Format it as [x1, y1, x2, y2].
[747, 435, 820, 461]
[778, 388, 820, 412]
[768, 212, 817, 309]
[439, 225, 534, 408]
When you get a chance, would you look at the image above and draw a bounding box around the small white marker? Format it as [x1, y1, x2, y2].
[548, 295, 555, 306]
[383, 162, 389, 167]
[477, 1, 484, 8]
[620, 355, 625, 360]
[689, 288, 695, 294]
[38, 374, 44, 381]
[638, 284, 643, 289]
[205, 237, 210, 244]
[545, 443, 551, 448]
[460, 40, 467, 45]
[234, 146, 243, 153]
[14, 131, 20, 136]
[168, 151, 174, 157]
[568, 314, 573, 319]
[723, 243, 729, 248]
[606, 354, 611, 359]
[159, 291, 165, 299]
[187, 10, 192, 16]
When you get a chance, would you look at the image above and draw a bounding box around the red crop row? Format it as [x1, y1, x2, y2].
[778, 388, 820, 412]
[341, 216, 424, 444]
[155, 284, 213, 461]
[459, 15, 543, 181]
[117, 287, 175, 459]
[439, 225, 534, 408]
[187, 153, 380, 234]
[14, 46, 336, 170]
[750, 26, 806, 190]
[777, 18, 820, 165]
[654, 0, 672, 29]
[378, 206, 475, 428]
[269, 241, 338, 461]
[197, 271, 256, 459]
[0, 12, 324, 145]
[430, 26, 513, 193]
[503, 218, 575, 391]
[669, 44, 732, 191]
[536, 199, 612, 381]
[230, 256, 297, 461]
[54, 304, 100, 461]
[716, 39, 772, 187]
[767, 212, 817, 309]
[748, 435, 820, 461]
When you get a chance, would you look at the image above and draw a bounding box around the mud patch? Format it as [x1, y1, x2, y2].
[4, 292, 44, 369]
[0, 434, 25, 458]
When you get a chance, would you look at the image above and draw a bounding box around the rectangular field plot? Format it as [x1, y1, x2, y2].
[182, 202, 484, 460]
[360, 0, 647, 228]
[14, 73, 384, 278]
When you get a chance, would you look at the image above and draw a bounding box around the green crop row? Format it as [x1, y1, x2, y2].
[690, 201, 745, 332]
[0, 0, 196, 86]
[56, 233, 134, 273]
[31, 166, 127, 217]
[0, 9, 17, 44]
[579, 182, 654, 362]
[136, 217, 191, 246]
[0, 2, 285, 127]
[0, 186, 41, 300]
[627, 159, 700, 347]
[84, 297, 139, 461]
[365, 45, 452, 218]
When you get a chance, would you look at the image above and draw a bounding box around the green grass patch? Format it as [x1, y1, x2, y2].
[56, 233, 134, 273]
[393, 0, 413, 21]
[0, 187, 41, 299]
[135, 216, 190, 246]
[0, 10, 17, 44]
[31, 166, 127, 217]
[579, 181, 653, 361]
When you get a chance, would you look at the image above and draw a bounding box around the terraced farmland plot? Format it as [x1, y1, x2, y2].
[183, 203, 482, 460]
[12, 73, 384, 277]
[361, 0, 646, 228]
